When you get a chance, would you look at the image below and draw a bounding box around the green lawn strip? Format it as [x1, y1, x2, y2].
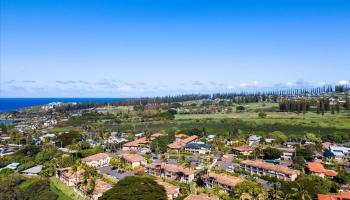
[49, 177, 85, 200]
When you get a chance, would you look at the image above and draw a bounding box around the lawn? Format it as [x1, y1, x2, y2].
[108, 112, 350, 137]
[49, 177, 85, 200]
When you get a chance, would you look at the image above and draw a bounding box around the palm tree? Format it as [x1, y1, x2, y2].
[291, 183, 312, 200]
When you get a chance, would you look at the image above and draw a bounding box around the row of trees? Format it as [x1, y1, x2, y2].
[53, 85, 349, 112]
[279, 96, 350, 113]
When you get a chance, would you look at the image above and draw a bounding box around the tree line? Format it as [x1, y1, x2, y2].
[53, 84, 349, 112]
[279, 96, 350, 113]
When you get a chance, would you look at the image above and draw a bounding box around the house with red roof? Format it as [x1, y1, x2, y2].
[322, 142, 333, 149]
[318, 192, 350, 200]
[308, 162, 338, 177]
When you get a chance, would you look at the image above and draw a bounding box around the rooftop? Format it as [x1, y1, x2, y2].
[151, 132, 164, 139]
[248, 135, 261, 141]
[21, 165, 43, 174]
[204, 172, 243, 187]
[146, 162, 194, 175]
[122, 154, 146, 163]
[233, 145, 256, 152]
[93, 179, 112, 195]
[182, 135, 199, 144]
[185, 142, 210, 150]
[82, 153, 110, 162]
[162, 163, 194, 175]
[307, 162, 338, 177]
[241, 160, 300, 176]
[155, 180, 179, 196]
[168, 142, 183, 149]
[318, 192, 350, 200]
[175, 133, 189, 139]
[123, 137, 149, 147]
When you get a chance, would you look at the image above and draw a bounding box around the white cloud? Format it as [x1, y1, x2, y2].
[286, 82, 292, 86]
[253, 81, 259, 85]
[240, 82, 247, 87]
[338, 80, 348, 85]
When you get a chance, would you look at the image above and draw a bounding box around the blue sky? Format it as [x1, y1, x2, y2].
[1, 0, 349, 97]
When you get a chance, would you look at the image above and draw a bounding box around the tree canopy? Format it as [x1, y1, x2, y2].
[150, 133, 175, 153]
[0, 174, 58, 200]
[269, 131, 288, 144]
[56, 130, 82, 147]
[263, 147, 282, 160]
[99, 176, 167, 200]
[280, 175, 338, 199]
[231, 180, 264, 199]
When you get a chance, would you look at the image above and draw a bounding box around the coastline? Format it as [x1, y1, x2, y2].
[0, 97, 127, 112]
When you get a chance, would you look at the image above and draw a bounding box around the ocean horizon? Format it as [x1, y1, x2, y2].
[0, 98, 127, 112]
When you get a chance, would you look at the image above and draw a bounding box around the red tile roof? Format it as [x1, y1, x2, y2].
[162, 163, 194, 175]
[151, 133, 164, 138]
[241, 160, 300, 176]
[168, 135, 198, 150]
[204, 172, 243, 187]
[318, 192, 350, 200]
[122, 154, 146, 163]
[182, 135, 198, 144]
[155, 180, 179, 196]
[93, 179, 112, 195]
[123, 137, 149, 147]
[322, 142, 333, 148]
[168, 142, 183, 149]
[175, 134, 189, 139]
[82, 153, 110, 162]
[146, 162, 194, 175]
[308, 162, 338, 177]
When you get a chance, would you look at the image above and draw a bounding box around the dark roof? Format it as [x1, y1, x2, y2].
[185, 142, 210, 150]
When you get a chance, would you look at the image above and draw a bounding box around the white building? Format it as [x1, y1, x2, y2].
[329, 146, 350, 159]
[82, 153, 110, 168]
[184, 142, 211, 154]
[248, 135, 261, 146]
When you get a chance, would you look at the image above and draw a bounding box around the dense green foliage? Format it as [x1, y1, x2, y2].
[0, 174, 58, 200]
[263, 147, 282, 160]
[231, 180, 264, 199]
[268, 131, 288, 144]
[334, 170, 350, 185]
[280, 175, 338, 199]
[56, 131, 82, 147]
[296, 146, 316, 162]
[150, 132, 175, 153]
[78, 146, 103, 158]
[99, 176, 167, 200]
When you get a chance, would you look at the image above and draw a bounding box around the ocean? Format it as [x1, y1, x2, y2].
[0, 98, 126, 112]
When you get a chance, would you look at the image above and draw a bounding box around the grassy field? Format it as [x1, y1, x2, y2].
[175, 111, 350, 129]
[109, 112, 350, 136]
[49, 177, 85, 200]
[55, 101, 350, 137]
[175, 110, 350, 120]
